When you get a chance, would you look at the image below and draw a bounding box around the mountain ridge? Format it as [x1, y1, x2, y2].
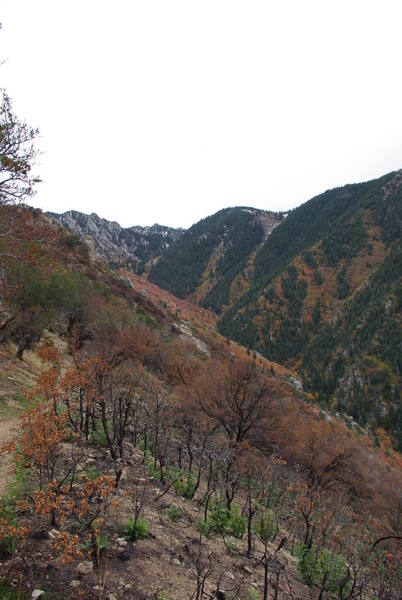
[148, 206, 283, 312]
[47, 171, 402, 448]
[218, 170, 402, 449]
[49, 209, 185, 274]
[0, 201, 400, 598]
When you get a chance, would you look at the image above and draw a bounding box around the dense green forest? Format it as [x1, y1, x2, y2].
[218, 171, 402, 448]
[253, 172, 395, 282]
[302, 241, 402, 449]
[149, 207, 267, 301]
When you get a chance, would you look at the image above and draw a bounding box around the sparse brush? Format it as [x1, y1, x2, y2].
[171, 469, 196, 499]
[85, 465, 102, 480]
[124, 517, 149, 541]
[244, 589, 260, 600]
[167, 506, 182, 522]
[89, 419, 110, 447]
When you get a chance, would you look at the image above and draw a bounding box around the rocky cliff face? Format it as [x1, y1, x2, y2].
[48, 210, 184, 274]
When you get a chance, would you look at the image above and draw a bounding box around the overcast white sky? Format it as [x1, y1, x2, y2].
[1, 1, 402, 228]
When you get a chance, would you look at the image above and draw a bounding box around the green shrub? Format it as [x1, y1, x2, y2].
[124, 517, 149, 541]
[64, 233, 82, 249]
[207, 498, 230, 534]
[198, 499, 246, 539]
[85, 465, 101, 480]
[167, 506, 182, 522]
[0, 463, 31, 557]
[0, 533, 17, 559]
[244, 588, 260, 600]
[197, 517, 211, 538]
[96, 533, 109, 551]
[172, 470, 196, 499]
[146, 458, 167, 482]
[89, 420, 109, 447]
[0, 463, 30, 517]
[0, 581, 28, 599]
[137, 436, 147, 453]
[0, 581, 64, 600]
[254, 508, 278, 543]
[295, 543, 352, 598]
[228, 503, 247, 539]
[224, 536, 238, 553]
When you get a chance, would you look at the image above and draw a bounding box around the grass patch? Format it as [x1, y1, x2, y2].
[0, 460, 31, 556]
[167, 506, 182, 522]
[124, 517, 149, 541]
[0, 582, 66, 600]
[89, 419, 109, 447]
[0, 580, 29, 599]
[0, 392, 35, 417]
[0, 462, 31, 515]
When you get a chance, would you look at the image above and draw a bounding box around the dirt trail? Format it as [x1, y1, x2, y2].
[0, 417, 19, 497]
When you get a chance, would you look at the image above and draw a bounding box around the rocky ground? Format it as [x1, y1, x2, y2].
[0, 342, 308, 599]
[1, 436, 309, 599]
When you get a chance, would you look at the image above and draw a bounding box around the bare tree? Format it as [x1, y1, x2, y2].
[0, 89, 40, 205]
[189, 531, 215, 600]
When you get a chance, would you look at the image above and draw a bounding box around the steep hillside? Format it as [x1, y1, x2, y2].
[149, 207, 282, 313]
[49, 210, 184, 274]
[0, 205, 400, 599]
[219, 170, 402, 448]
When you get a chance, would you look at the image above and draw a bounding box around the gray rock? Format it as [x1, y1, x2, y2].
[31, 592, 45, 600]
[288, 376, 303, 392]
[119, 468, 128, 482]
[172, 558, 181, 566]
[48, 528, 60, 540]
[135, 477, 147, 484]
[48, 210, 184, 273]
[76, 560, 93, 575]
[116, 537, 128, 547]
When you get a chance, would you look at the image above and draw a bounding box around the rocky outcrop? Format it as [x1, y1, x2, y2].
[49, 210, 184, 274]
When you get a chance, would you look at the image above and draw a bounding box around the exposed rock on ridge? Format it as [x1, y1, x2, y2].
[49, 210, 184, 274]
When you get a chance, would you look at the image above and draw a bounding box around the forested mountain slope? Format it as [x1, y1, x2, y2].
[218, 170, 402, 448]
[0, 205, 401, 598]
[149, 207, 282, 313]
[48, 173, 402, 449]
[49, 208, 282, 316]
[2, 69, 400, 599]
[49, 210, 184, 274]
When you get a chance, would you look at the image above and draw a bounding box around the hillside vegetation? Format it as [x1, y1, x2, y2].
[1, 67, 400, 600]
[149, 207, 282, 313]
[51, 175, 402, 450]
[0, 205, 400, 599]
[218, 171, 402, 449]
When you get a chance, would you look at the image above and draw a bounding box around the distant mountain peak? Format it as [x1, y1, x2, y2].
[48, 210, 184, 274]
